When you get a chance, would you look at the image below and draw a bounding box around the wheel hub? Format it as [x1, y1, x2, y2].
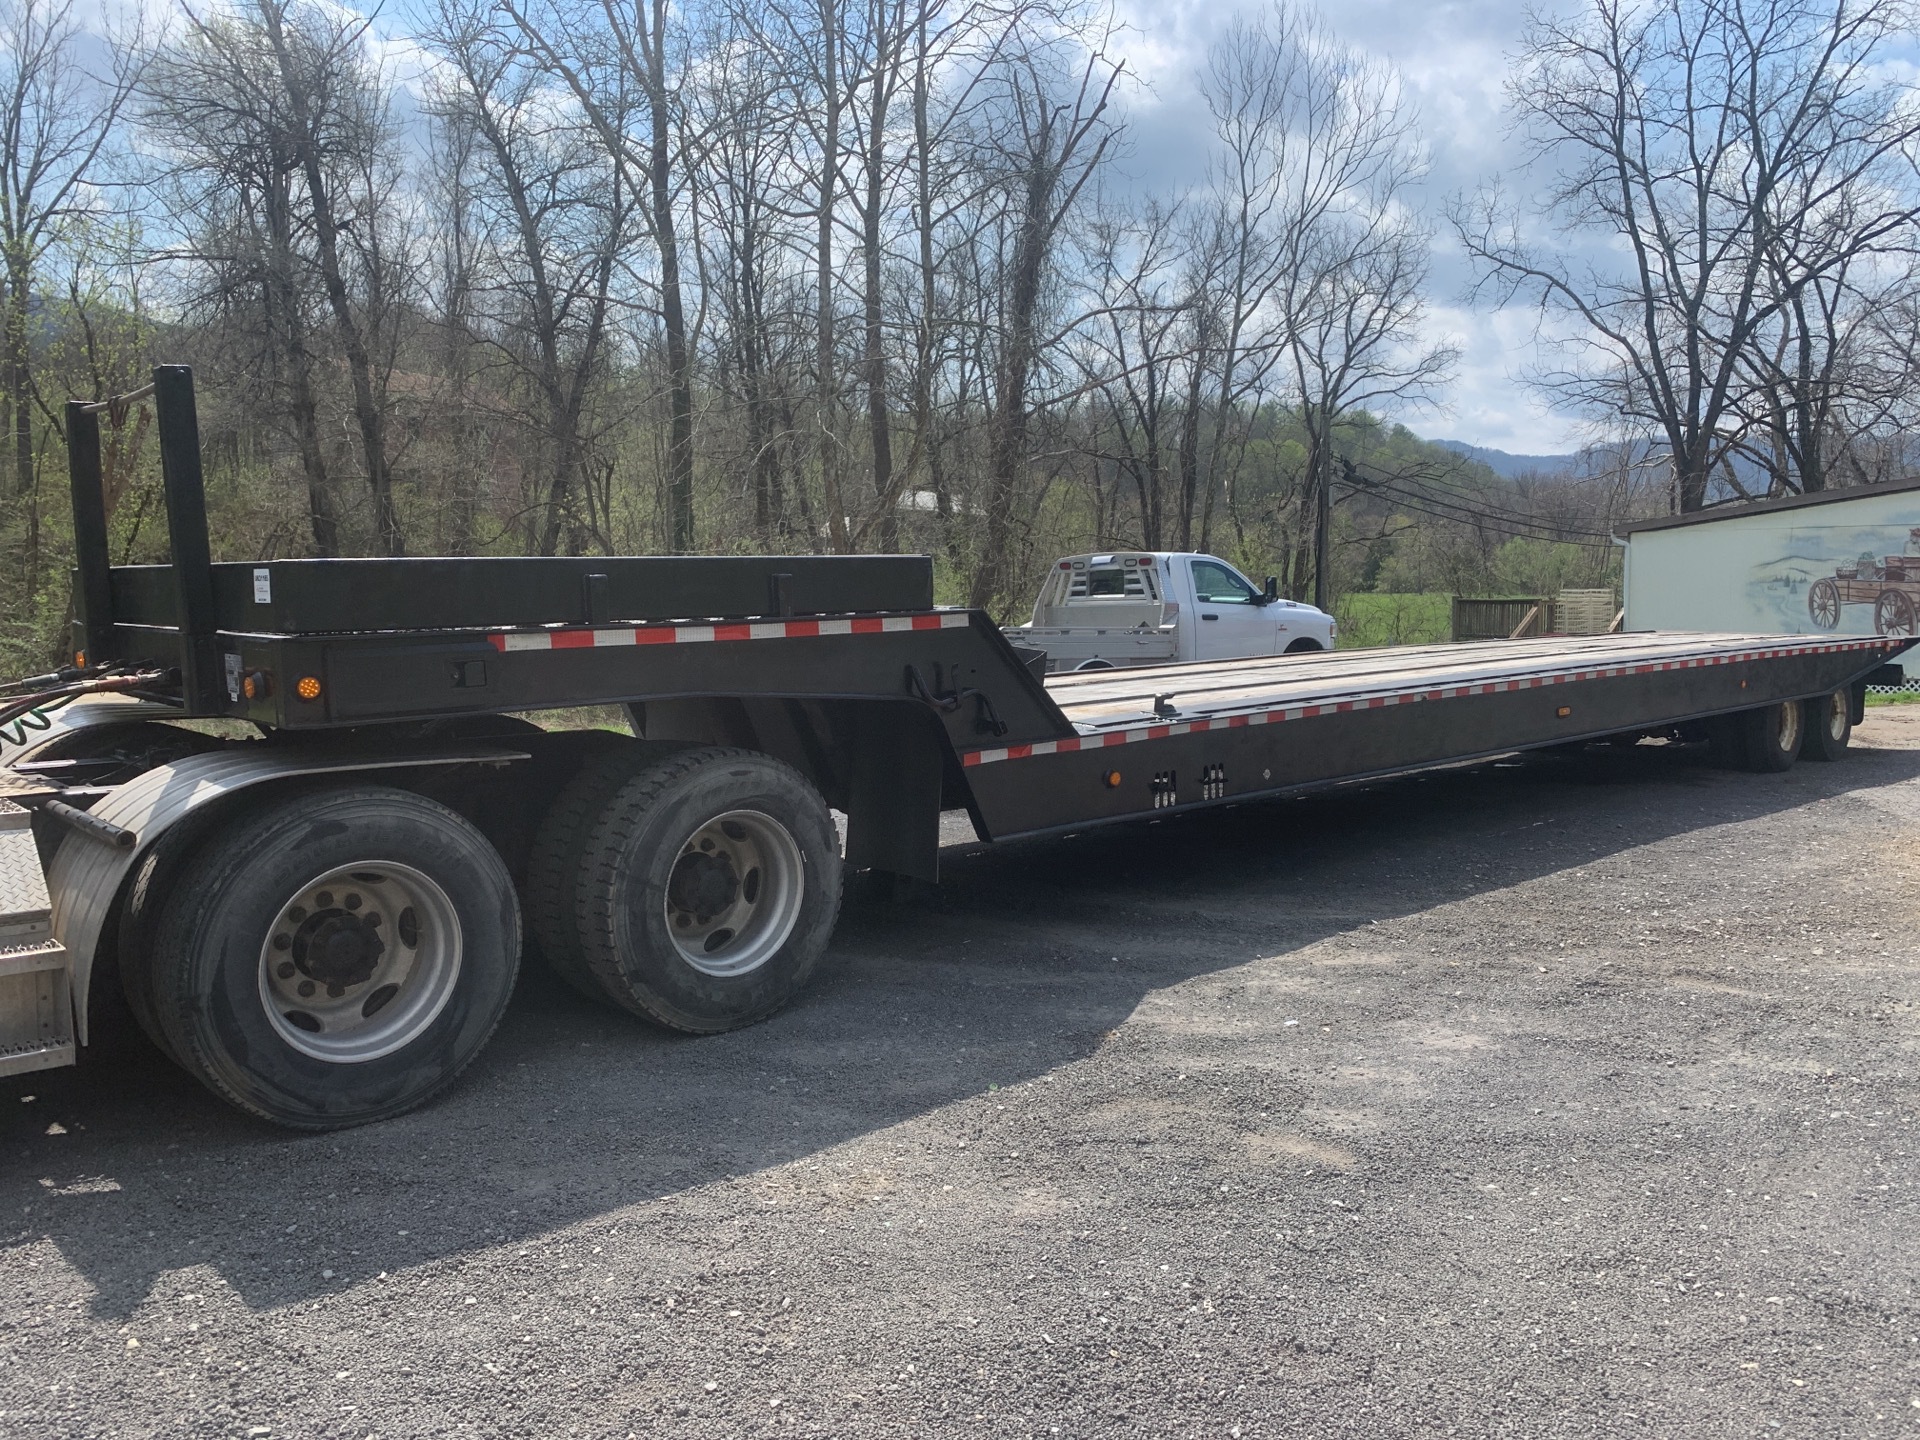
[662, 811, 806, 978]
[258, 863, 463, 1064]
[291, 909, 386, 989]
[669, 851, 739, 921]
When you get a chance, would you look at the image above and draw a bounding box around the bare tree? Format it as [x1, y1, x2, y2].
[966, 25, 1123, 611]
[0, 0, 141, 496]
[1072, 201, 1192, 548]
[504, 0, 698, 552]
[143, 7, 344, 553]
[249, 0, 410, 554]
[427, 0, 638, 555]
[1457, 0, 1920, 511]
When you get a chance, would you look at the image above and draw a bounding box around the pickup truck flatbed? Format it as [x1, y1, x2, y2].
[1, 367, 1910, 1128]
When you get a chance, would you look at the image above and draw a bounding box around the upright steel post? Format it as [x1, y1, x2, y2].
[152, 365, 222, 711]
[65, 401, 114, 667]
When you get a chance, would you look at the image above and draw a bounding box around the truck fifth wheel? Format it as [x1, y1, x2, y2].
[1, 366, 1912, 1127]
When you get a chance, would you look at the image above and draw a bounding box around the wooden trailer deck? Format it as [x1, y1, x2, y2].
[1037, 632, 1892, 734]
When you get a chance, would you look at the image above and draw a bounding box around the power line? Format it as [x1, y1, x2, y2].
[1352, 472, 1618, 541]
[1353, 479, 1618, 550]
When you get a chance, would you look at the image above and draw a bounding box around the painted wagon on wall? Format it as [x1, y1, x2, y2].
[1806, 527, 1920, 637]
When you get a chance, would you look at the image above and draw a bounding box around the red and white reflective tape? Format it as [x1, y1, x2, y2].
[960, 637, 1892, 768]
[488, 609, 971, 652]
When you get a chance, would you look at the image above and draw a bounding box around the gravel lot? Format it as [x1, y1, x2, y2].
[4, 708, 1920, 1439]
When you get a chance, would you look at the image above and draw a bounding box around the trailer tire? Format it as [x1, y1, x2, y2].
[118, 810, 235, 1067]
[1737, 700, 1803, 773]
[574, 747, 841, 1034]
[148, 785, 520, 1130]
[522, 737, 656, 1003]
[1800, 689, 1852, 761]
[34, 721, 222, 1062]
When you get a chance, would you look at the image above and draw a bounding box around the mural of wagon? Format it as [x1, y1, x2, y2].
[1807, 528, 1920, 637]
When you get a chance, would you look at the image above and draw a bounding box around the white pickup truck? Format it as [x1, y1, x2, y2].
[1005, 551, 1337, 672]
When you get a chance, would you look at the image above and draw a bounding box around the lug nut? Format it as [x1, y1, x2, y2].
[277, 962, 296, 980]
[298, 981, 316, 998]
[327, 984, 345, 999]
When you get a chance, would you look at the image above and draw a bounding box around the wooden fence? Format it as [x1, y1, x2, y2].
[1450, 590, 1620, 641]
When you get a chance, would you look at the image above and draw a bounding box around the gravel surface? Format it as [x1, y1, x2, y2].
[5, 709, 1920, 1439]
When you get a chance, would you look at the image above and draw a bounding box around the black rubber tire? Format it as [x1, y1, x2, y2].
[33, 721, 223, 1060]
[117, 806, 238, 1067]
[1800, 689, 1852, 762]
[1283, 638, 1324, 653]
[573, 747, 841, 1034]
[1737, 700, 1803, 773]
[523, 738, 685, 1002]
[148, 785, 520, 1130]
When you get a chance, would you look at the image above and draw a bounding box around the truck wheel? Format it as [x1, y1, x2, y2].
[1284, 638, 1324, 653]
[522, 737, 654, 1004]
[35, 722, 222, 1060]
[148, 785, 519, 1129]
[1737, 700, 1802, 773]
[1800, 689, 1852, 761]
[574, 748, 841, 1034]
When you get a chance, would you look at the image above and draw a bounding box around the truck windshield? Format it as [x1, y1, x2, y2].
[1190, 560, 1257, 605]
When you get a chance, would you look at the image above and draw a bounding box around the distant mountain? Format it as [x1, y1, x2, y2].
[1432, 440, 1582, 478]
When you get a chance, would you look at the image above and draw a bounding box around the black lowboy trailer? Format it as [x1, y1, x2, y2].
[0, 366, 1911, 1128]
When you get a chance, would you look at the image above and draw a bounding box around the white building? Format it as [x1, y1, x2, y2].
[1618, 478, 1920, 679]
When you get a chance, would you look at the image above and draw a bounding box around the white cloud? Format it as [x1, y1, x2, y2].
[1108, 0, 1584, 453]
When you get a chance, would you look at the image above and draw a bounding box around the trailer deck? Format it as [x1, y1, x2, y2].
[954, 631, 1901, 835]
[1035, 631, 1891, 734]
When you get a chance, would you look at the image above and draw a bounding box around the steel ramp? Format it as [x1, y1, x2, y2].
[0, 802, 74, 1077]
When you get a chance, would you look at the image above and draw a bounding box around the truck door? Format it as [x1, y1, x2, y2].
[1186, 558, 1274, 661]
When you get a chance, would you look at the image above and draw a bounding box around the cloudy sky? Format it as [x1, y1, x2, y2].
[157, 0, 1583, 455]
[1107, 0, 1576, 456]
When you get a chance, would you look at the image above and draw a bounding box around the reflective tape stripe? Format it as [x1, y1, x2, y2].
[487, 609, 972, 652]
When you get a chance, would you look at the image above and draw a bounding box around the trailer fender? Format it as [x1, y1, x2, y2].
[0, 696, 181, 764]
[45, 745, 529, 1045]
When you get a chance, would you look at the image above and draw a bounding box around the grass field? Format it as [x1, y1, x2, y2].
[1334, 592, 1451, 649]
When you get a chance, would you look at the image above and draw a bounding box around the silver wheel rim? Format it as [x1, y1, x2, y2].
[1826, 690, 1848, 741]
[664, 809, 805, 978]
[1776, 701, 1802, 754]
[257, 861, 463, 1063]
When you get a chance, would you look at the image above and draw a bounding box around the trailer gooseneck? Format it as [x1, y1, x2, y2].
[0, 366, 1909, 1128]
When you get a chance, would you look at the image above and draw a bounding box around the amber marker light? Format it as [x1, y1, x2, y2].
[1556, 706, 1572, 718]
[295, 675, 323, 702]
[73, 649, 86, 669]
[1103, 769, 1123, 788]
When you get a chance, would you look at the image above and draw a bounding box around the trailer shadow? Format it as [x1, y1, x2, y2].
[5, 733, 1917, 1319]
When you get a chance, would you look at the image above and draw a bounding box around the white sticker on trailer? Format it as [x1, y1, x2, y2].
[252, 568, 272, 604]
